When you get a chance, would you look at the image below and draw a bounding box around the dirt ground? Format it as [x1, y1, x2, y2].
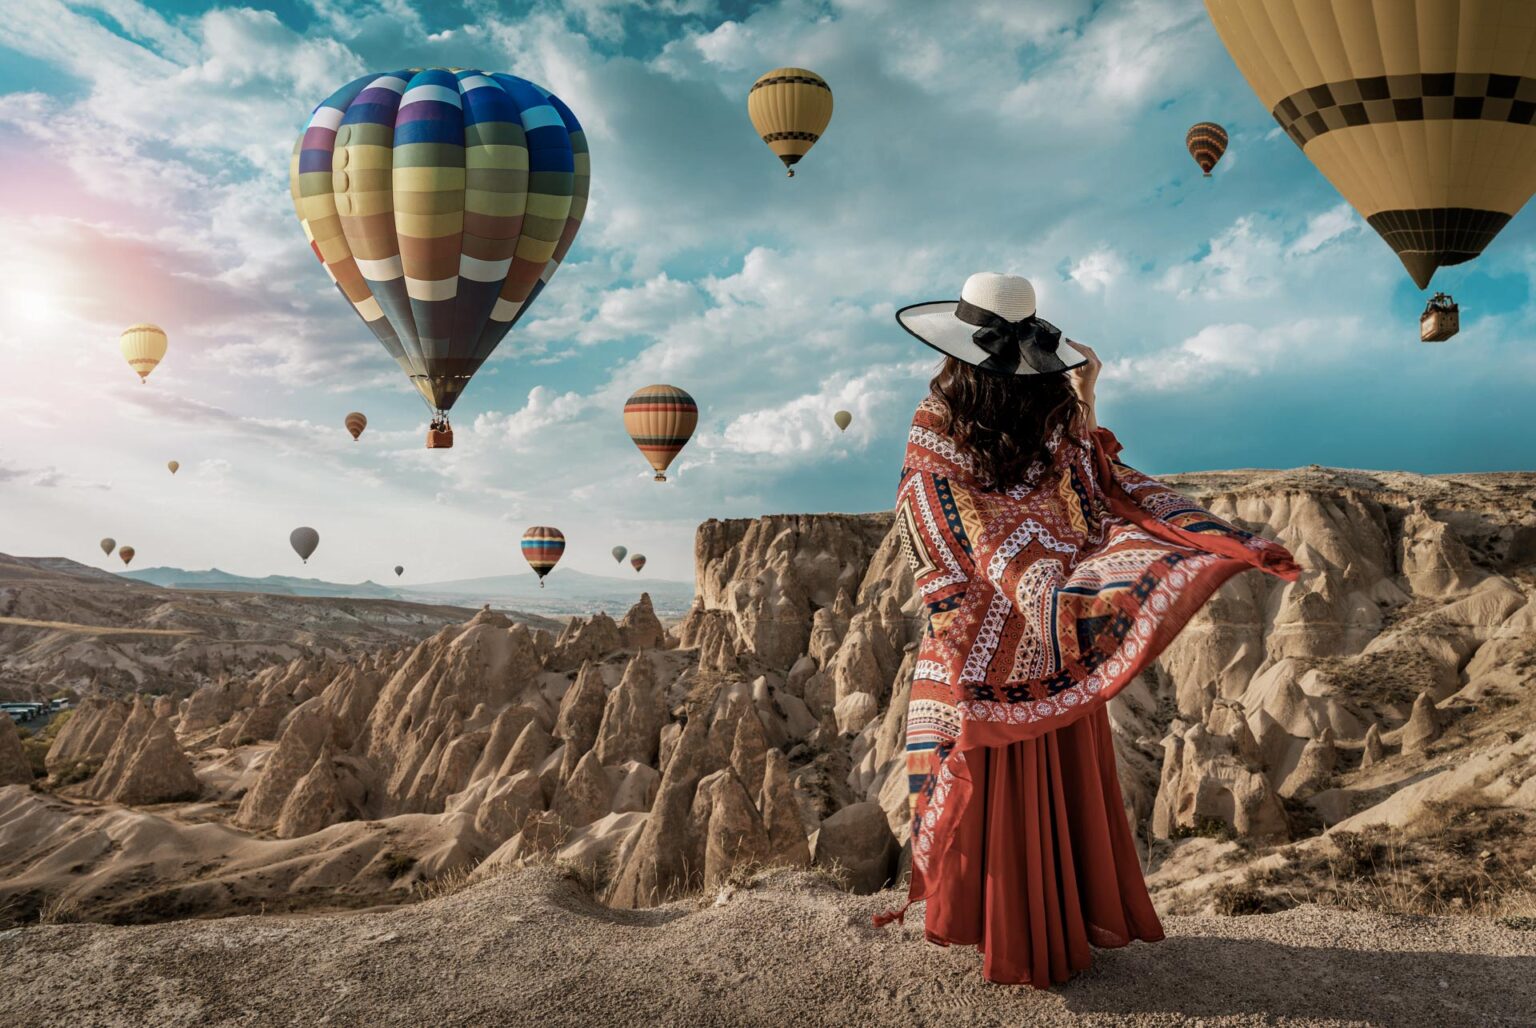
[1, 867, 1532, 1028]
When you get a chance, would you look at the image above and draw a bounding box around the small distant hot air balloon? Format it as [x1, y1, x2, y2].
[630, 554, 646, 574]
[521, 526, 565, 588]
[833, 410, 852, 432]
[624, 385, 698, 482]
[100, 538, 116, 556]
[291, 69, 590, 448]
[748, 68, 833, 177]
[290, 527, 319, 564]
[118, 545, 136, 566]
[611, 545, 627, 563]
[167, 461, 179, 475]
[120, 324, 167, 383]
[394, 565, 404, 577]
[345, 412, 367, 441]
[1185, 122, 1228, 177]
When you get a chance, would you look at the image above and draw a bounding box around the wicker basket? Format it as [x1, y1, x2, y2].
[427, 428, 455, 449]
[1420, 295, 1459, 343]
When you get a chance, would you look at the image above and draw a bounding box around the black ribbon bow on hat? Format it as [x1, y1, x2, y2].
[953, 299, 1067, 374]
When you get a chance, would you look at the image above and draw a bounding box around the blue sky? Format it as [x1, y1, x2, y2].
[0, 0, 1532, 586]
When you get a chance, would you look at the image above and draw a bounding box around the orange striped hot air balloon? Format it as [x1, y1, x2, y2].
[1185, 122, 1228, 177]
[623, 385, 697, 482]
[118, 546, 136, 566]
[345, 412, 367, 441]
[120, 324, 167, 383]
[521, 526, 565, 587]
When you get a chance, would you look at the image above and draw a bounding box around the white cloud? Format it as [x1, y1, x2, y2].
[1068, 248, 1127, 293]
[1287, 203, 1362, 258]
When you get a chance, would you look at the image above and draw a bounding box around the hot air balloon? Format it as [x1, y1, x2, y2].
[291, 69, 590, 448]
[624, 385, 697, 482]
[345, 412, 367, 441]
[833, 410, 852, 432]
[120, 324, 167, 383]
[630, 554, 646, 573]
[1205, 0, 1536, 300]
[1185, 121, 1228, 177]
[748, 68, 833, 177]
[100, 538, 115, 556]
[521, 526, 565, 587]
[394, 565, 404, 577]
[118, 546, 135, 566]
[611, 545, 627, 563]
[290, 526, 320, 564]
[167, 461, 179, 475]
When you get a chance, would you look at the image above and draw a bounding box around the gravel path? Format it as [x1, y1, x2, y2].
[1, 868, 1532, 1027]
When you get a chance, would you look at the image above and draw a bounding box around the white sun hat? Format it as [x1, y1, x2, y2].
[896, 272, 1087, 376]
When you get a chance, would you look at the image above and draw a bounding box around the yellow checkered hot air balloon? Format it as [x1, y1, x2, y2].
[1206, 0, 1536, 291]
[748, 67, 833, 177]
[120, 324, 167, 383]
[623, 385, 698, 482]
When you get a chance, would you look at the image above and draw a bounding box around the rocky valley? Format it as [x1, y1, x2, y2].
[1, 465, 1534, 984]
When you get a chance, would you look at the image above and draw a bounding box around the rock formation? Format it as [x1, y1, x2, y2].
[0, 715, 31, 785]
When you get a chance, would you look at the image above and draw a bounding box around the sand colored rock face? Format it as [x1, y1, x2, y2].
[0, 715, 32, 785]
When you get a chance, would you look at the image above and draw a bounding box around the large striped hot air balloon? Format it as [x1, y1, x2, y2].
[521, 526, 565, 587]
[120, 325, 167, 383]
[1206, 0, 1536, 289]
[1185, 121, 1228, 176]
[623, 385, 698, 482]
[118, 546, 135, 566]
[291, 69, 590, 447]
[748, 68, 833, 177]
[345, 412, 367, 441]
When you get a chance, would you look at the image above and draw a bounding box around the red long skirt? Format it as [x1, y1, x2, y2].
[923, 707, 1164, 986]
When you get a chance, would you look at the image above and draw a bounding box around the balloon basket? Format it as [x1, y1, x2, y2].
[427, 427, 454, 449]
[653, 472, 666, 482]
[1420, 294, 1459, 343]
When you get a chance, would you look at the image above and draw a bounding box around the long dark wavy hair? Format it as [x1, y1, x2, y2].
[930, 358, 1085, 491]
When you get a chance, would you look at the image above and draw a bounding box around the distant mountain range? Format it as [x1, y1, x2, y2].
[121, 565, 696, 618]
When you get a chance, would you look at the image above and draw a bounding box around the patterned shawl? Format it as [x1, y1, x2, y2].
[886, 395, 1300, 920]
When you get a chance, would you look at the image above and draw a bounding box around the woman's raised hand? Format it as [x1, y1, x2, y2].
[1065, 340, 1101, 433]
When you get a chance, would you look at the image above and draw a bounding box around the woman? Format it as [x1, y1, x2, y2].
[879, 273, 1300, 986]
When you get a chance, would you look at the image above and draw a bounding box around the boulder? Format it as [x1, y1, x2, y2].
[812, 801, 897, 893]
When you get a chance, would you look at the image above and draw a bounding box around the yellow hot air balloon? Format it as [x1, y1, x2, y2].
[1205, 0, 1536, 290]
[167, 461, 179, 475]
[748, 67, 833, 177]
[120, 324, 167, 383]
[833, 410, 852, 432]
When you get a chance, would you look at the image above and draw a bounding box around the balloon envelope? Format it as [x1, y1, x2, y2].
[118, 546, 135, 566]
[623, 384, 698, 482]
[167, 461, 179, 475]
[1205, 0, 1536, 287]
[100, 537, 115, 556]
[521, 526, 565, 582]
[611, 545, 627, 563]
[291, 69, 590, 415]
[120, 324, 167, 383]
[345, 412, 367, 440]
[833, 410, 852, 431]
[748, 68, 833, 176]
[630, 554, 646, 573]
[290, 526, 320, 563]
[394, 565, 404, 577]
[1185, 122, 1227, 176]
